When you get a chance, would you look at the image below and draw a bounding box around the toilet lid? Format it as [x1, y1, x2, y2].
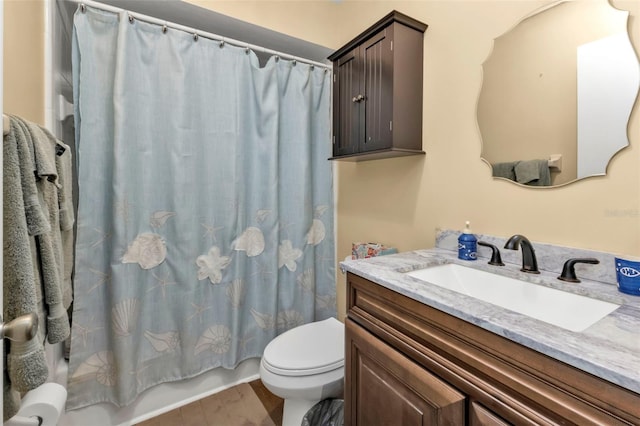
[262, 317, 344, 377]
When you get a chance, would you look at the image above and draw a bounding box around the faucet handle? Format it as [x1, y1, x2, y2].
[478, 241, 505, 266]
[558, 258, 600, 283]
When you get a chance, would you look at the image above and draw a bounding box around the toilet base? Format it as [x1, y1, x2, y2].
[282, 398, 319, 426]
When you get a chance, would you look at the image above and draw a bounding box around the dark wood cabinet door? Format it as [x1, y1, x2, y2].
[361, 29, 393, 153]
[328, 11, 426, 161]
[346, 318, 465, 426]
[333, 48, 360, 157]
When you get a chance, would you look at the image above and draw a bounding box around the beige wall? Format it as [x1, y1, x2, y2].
[3, 0, 45, 125]
[6, 1, 639, 321]
[191, 0, 640, 319]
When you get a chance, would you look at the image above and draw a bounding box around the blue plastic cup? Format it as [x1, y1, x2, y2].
[615, 256, 640, 296]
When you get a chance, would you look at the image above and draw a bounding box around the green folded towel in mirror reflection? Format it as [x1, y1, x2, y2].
[492, 159, 551, 186]
[491, 161, 517, 181]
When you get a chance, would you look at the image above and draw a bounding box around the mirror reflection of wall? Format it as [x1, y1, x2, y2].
[577, 32, 638, 179]
[478, 0, 640, 187]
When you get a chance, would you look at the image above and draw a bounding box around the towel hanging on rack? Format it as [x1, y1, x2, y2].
[2, 114, 75, 421]
[3, 113, 66, 155]
[3, 115, 49, 421]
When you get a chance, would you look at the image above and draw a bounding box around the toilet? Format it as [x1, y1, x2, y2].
[259, 317, 345, 426]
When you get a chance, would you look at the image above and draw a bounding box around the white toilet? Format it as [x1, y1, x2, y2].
[259, 317, 345, 426]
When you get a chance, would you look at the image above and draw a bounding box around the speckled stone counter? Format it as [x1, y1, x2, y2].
[340, 233, 640, 395]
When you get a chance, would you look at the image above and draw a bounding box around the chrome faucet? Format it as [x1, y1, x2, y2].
[504, 234, 540, 274]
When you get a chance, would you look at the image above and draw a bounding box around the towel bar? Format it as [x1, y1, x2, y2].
[1, 313, 38, 342]
[548, 154, 562, 172]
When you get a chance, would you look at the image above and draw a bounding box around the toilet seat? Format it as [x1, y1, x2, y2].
[262, 317, 344, 377]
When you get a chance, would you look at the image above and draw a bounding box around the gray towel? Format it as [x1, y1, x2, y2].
[514, 159, 551, 186]
[7, 339, 48, 391]
[491, 162, 517, 181]
[3, 370, 20, 421]
[10, 117, 51, 237]
[3, 119, 49, 420]
[16, 117, 71, 343]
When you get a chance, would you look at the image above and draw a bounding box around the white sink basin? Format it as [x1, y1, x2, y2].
[406, 264, 619, 332]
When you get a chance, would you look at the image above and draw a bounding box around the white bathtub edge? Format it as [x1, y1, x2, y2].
[58, 358, 261, 426]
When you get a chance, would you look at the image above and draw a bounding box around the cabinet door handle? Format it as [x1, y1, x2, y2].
[352, 94, 364, 103]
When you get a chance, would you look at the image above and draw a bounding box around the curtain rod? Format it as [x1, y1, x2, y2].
[75, 0, 332, 70]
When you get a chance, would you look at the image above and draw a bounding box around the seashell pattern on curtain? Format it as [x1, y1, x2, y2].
[67, 5, 335, 409]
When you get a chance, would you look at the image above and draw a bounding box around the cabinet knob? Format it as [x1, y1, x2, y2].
[352, 94, 365, 103]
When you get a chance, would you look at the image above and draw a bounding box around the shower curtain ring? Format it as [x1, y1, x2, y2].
[80, 4, 86, 13]
[245, 46, 250, 54]
[162, 25, 168, 34]
[128, 14, 134, 24]
[275, 56, 280, 62]
[219, 40, 225, 48]
[193, 33, 199, 42]
[292, 60, 297, 66]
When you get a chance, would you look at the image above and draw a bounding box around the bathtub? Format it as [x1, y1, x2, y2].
[51, 341, 260, 426]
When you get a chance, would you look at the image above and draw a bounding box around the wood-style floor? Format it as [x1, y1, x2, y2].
[136, 380, 283, 426]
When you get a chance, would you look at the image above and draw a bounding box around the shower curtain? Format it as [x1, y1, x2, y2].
[68, 6, 335, 409]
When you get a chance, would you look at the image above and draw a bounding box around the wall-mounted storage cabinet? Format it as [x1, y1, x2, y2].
[329, 11, 427, 161]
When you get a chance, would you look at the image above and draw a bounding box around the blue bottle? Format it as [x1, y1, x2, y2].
[458, 221, 477, 261]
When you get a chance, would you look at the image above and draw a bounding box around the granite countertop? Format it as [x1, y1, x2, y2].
[340, 248, 640, 395]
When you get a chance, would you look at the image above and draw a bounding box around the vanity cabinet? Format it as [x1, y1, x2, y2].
[345, 272, 640, 425]
[328, 11, 427, 161]
[348, 317, 465, 425]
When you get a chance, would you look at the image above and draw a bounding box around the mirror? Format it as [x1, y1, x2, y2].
[478, 0, 640, 187]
